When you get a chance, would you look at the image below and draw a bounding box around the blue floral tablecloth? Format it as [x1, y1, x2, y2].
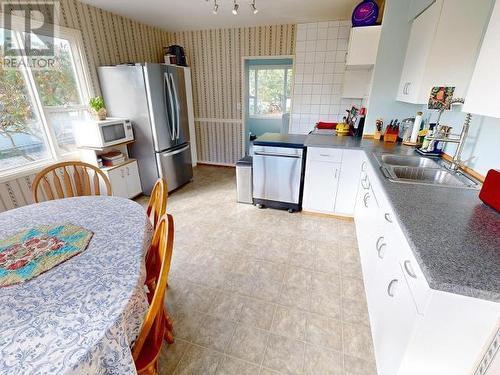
[0, 196, 153, 375]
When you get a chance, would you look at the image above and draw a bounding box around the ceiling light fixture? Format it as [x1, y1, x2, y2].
[213, 0, 219, 14]
[232, 0, 239, 15]
[250, 0, 258, 14]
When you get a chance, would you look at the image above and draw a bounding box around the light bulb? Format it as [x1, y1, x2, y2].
[251, 4, 258, 14]
[213, 3, 218, 14]
[232, 2, 239, 15]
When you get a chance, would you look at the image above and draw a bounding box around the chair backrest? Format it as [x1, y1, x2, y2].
[32, 161, 112, 203]
[133, 214, 174, 361]
[146, 179, 168, 228]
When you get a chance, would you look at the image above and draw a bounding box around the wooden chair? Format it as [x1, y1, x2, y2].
[134, 214, 174, 375]
[144, 178, 174, 343]
[32, 161, 112, 203]
[146, 179, 168, 229]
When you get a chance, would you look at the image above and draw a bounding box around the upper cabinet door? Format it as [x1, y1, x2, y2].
[397, 0, 441, 103]
[397, 0, 491, 104]
[464, 1, 500, 118]
[346, 25, 382, 67]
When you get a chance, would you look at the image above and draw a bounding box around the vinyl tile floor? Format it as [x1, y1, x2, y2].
[135, 165, 377, 375]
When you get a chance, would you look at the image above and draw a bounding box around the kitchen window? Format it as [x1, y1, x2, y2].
[248, 65, 293, 118]
[0, 19, 91, 177]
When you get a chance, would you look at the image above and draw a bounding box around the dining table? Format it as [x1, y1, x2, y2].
[0, 196, 153, 375]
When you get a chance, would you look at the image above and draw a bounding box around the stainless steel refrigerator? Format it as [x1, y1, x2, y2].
[98, 63, 193, 194]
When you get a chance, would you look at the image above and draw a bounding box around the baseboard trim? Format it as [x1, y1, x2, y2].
[196, 162, 236, 168]
[301, 210, 354, 221]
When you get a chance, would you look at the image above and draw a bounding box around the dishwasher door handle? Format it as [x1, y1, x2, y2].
[253, 151, 301, 159]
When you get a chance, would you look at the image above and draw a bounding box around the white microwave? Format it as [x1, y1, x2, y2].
[75, 118, 134, 148]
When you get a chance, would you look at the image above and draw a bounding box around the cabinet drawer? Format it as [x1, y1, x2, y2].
[308, 147, 343, 163]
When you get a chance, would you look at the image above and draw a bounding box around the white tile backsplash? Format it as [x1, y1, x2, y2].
[291, 21, 363, 134]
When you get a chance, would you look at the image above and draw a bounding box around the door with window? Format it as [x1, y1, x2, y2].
[0, 22, 91, 176]
[245, 58, 293, 153]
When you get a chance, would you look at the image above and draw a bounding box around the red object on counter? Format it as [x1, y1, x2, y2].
[479, 169, 500, 212]
[316, 122, 337, 129]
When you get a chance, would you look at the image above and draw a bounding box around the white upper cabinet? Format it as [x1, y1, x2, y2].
[464, 1, 500, 118]
[408, 0, 436, 21]
[346, 25, 381, 67]
[397, 0, 491, 104]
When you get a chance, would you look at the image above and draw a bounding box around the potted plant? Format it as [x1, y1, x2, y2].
[89, 96, 107, 121]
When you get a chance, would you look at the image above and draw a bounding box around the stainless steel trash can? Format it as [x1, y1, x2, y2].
[236, 156, 253, 204]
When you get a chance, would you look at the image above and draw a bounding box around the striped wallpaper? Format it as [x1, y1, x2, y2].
[168, 25, 296, 165]
[16, 0, 171, 94]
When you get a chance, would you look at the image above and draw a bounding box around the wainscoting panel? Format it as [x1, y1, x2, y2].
[195, 120, 243, 166]
[0, 174, 36, 213]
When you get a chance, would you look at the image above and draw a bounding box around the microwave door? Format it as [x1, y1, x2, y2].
[143, 63, 175, 152]
[167, 65, 190, 145]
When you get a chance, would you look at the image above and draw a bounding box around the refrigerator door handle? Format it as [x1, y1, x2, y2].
[164, 73, 176, 140]
[161, 144, 190, 157]
[170, 72, 181, 140]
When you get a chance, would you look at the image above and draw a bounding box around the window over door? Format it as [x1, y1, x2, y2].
[0, 19, 91, 176]
[248, 65, 293, 118]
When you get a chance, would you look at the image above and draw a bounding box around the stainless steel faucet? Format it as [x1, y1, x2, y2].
[422, 98, 472, 171]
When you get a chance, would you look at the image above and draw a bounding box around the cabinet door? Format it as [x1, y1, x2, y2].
[397, 0, 441, 103]
[303, 160, 340, 213]
[124, 161, 142, 198]
[334, 149, 363, 215]
[371, 265, 419, 375]
[107, 167, 128, 198]
[464, 0, 500, 118]
[346, 25, 381, 66]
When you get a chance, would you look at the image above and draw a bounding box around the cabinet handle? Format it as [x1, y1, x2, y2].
[121, 169, 125, 178]
[361, 176, 370, 190]
[363, 192, 370, 207]
[334, 168, 338, 179]
[404, 260, 417, 279]
[126, 166, 130, 176]
[405, 82, 410, 95]
[384, 213, 392, 223]
[376, 235, 384, 250]
[319, 153, 330, 157]
[361, 161, 367, 171]
[377, 243, 386, 259]
[387, 279, 398, 297]
[406, 82, 411, 95]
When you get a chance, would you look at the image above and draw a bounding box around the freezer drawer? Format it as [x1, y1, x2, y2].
[252, 145, 304, 205]
[156, 143, 193, 192]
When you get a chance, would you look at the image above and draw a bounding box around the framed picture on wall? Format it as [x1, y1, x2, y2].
[428, 86, 455, 110]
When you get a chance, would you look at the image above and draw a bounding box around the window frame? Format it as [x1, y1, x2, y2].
[247, 64, 293, 119]
[0, 12, 93, 180]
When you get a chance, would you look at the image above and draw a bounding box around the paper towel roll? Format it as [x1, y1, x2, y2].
[410, 112, 423, 143]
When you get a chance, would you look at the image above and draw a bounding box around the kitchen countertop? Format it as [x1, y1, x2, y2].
[305, 133, 500, 303]
[253, 133, 307, 148]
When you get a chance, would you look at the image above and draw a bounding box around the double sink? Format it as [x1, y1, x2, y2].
[375, 154, 479, 189]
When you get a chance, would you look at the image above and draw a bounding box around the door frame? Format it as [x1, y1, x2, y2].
[241, 55, 295, 155]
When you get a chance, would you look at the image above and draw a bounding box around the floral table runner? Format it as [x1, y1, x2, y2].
[0, 223, 93, 287]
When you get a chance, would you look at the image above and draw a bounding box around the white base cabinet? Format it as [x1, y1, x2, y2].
[302, 147, 363, 216]
[104, 160, 142, 199]
[354, 157, 500, 375]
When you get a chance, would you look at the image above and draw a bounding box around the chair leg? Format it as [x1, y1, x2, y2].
[164, 309, 173, 330]
[163, 309, 174, 343]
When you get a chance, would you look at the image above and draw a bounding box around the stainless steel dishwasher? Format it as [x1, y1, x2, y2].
[252, 144, 305, 212]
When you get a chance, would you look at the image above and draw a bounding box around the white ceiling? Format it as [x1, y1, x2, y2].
[80, 0, 359, 31]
